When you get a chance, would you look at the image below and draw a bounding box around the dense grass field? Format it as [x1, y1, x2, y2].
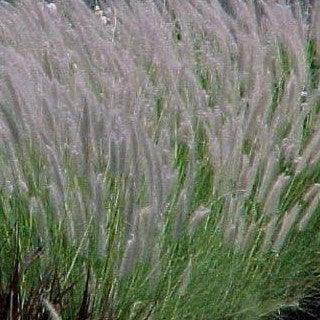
[0, 0, 320, 319]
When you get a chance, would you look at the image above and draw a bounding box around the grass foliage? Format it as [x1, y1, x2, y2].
[0, 0, 320, 319]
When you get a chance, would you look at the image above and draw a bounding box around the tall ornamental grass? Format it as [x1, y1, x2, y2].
[0, 0, 320, 319]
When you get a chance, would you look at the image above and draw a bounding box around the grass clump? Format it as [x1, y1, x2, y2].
[0, 0, 320, 319]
